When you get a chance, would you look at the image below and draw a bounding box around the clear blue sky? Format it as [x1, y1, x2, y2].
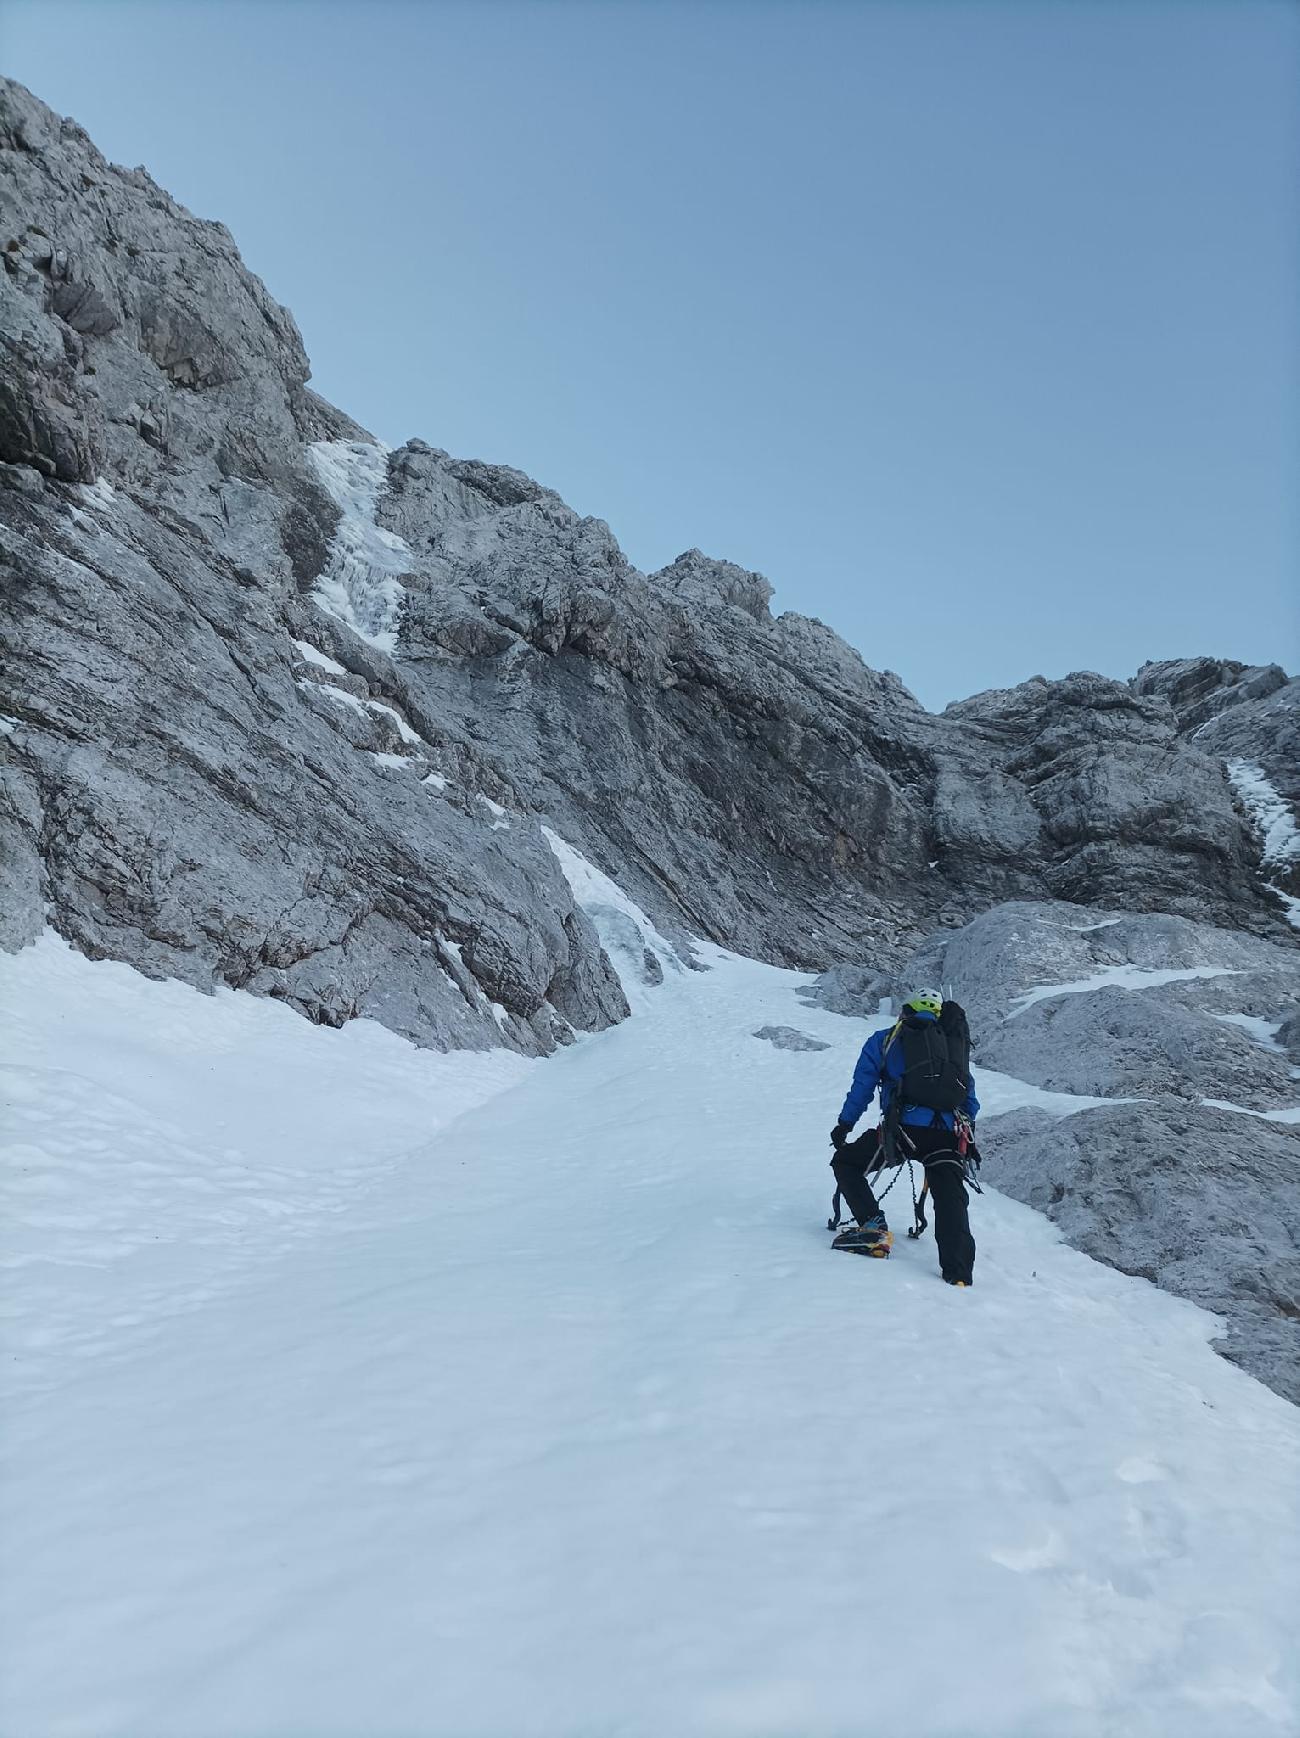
[5, 0, 1297, 709]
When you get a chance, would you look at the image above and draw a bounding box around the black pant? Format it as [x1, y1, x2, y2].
[832, 1124, 976, 1284]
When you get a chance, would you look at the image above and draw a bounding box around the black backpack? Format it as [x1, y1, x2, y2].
[895, 1000, 971, 1114]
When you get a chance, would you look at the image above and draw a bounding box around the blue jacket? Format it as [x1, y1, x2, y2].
[839, 1012, 980, 1131]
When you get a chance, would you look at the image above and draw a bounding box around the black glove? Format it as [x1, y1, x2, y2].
[830, 1122, 851, 1151]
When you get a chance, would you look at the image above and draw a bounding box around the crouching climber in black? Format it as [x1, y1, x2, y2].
[828, 988, 979, 1287]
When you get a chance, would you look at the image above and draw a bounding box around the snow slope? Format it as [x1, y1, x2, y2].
[2, 937, 1298, 1737]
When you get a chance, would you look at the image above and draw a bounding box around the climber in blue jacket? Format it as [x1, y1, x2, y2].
[838, 1013, 980, 1130]
[828, 988, 979, 1284]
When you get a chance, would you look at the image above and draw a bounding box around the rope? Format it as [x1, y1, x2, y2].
[871, 1159, 909, 1206]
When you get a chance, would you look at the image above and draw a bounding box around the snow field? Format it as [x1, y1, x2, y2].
[1, 933, 1298, 1736]
[0, 936, 532, 1397]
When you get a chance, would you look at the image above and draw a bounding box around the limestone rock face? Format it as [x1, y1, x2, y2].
[1, 73, 1296, 1070]
[0, 78, 627, 1055]
[1133, 658, 1300, 916]
[1132, 656, 1289, 732]
[942, 673, 1268, 926]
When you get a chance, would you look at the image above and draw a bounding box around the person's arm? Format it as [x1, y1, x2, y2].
[963, 1068, 980, 1122]
[838, 1030, 885, 1130]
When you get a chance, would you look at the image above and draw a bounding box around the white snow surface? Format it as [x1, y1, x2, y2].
[1009, 965, 1240, 1017]
[1211, 1012, 1285, 1050]
[2, 937, 1298, 1737]
[303, 677, 369, 720]
[1275, 886, 1300, 930]
[307, 440, 412, 654]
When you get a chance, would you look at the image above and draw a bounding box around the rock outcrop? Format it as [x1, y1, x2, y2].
[1135, 657, 1300, 917]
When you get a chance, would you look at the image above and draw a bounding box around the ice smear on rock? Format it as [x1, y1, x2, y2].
[307, 441, 412, 653]
[543, 827, 680, 1007]
[1201, 1097, 1300, 1125]
[1228, 760, 1300, 871]
[1228, 758, 1300, 930]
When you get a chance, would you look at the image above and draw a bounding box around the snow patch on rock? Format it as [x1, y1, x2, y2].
[291, 638, 348, 676]
[1228, 760, 1300, 870]
[1009, 965, 1240, 1018]
[1211, 1013, 1284, 1050]
[543, 827, 680, 1006]
[1201, 1097, 1300, 1125]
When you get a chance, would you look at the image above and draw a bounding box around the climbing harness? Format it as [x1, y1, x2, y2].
[827, 1109, 981, 1237]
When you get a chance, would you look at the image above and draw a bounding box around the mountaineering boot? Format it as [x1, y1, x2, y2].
[832, 1214, 893, 1258]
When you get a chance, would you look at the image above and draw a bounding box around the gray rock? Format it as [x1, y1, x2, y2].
[893, 901, 1299, 1040]
[984, 1101, 1300, 1404]
[978, 986, 1296, 1107]
[798, 963, 892, 1019]
[753, 1025, 831, 1053]
[1132, 656, 1289, 734]
[0, 78, 1295, 1060]
[1133, 657, 1300, 908]
[943, 672, 1272, 930]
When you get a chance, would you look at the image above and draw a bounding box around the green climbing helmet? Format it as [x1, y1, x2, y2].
[904, 987, 943, 1017]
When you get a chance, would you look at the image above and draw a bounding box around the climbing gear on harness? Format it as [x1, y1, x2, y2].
[907, 1172, 929, 1241]
[827, 1124, 885, 1229]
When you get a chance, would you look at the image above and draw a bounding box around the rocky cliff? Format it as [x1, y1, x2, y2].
[2, 76, 1294, 1064]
